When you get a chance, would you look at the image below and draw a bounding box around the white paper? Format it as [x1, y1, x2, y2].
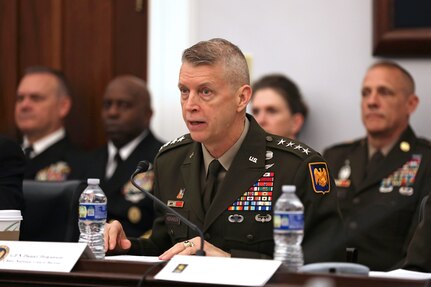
[105, 255, 164, 263]
[155, 255, 281, 286]
[370, 269, 431, 280]
[0, 241, 90, 273]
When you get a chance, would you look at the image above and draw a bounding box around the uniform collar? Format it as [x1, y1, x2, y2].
[201, 117, 250, 174]
[107, 129, 149, 161]
[23, 127, 65, 158]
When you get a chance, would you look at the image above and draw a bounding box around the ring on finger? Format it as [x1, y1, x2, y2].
[183, 240, 194, 248]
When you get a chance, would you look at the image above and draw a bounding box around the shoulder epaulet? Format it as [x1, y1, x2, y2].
[158, 134, 193, 154]
[324, 138, 364, 151]
[266, 135, 317, 159]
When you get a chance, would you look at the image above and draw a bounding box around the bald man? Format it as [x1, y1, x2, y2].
[85, 75, 163, 237]
[323, 61, 431, 271]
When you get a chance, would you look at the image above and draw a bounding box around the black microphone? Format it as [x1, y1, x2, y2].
[131, 160, 206, 256]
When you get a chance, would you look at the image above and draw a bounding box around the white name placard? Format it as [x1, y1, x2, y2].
[0, 241, 94, 273]
[155, 255, 281, 286]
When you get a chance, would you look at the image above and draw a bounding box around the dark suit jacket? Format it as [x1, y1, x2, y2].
[404, 195, 431, 272]
[24, 136, 85, 181]
[85, 130, 163, 237]
[130, 115, 345, 263]
[323, 126, 431, 271]
[0, 135, 25, 210]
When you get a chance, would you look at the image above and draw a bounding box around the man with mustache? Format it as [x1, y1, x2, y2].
[85, 75, 163, 237]
[323, 61, 431, 271]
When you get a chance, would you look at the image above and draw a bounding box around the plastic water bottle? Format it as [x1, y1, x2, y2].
[273, 185, 304, 271]
[78, 178, 107, 259]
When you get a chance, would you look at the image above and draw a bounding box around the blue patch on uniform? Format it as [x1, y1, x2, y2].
[308, 162, 331, 194]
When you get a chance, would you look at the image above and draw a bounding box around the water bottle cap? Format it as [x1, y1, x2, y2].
[87, 178, 100, 185]
[282, 185, 296, 193]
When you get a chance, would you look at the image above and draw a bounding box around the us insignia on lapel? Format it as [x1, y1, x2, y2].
[308, 162, 331, 194]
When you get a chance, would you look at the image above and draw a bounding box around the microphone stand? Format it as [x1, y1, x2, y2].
[131, 161, 206, 256]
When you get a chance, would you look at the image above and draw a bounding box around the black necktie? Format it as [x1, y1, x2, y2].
[365, 150, 384, 179]
[114, 151, 123, 166]
[24, 146, 34, 160]
[203, 160, 223, 212]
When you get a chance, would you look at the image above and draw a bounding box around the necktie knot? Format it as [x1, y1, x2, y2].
[208, 160, 222, 177]
[114, 152, 123, 165]
[365, 150, 384, 178]
[24, 146, 34, 159]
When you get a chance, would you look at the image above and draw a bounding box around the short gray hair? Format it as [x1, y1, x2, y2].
[182, 38, 250, 89]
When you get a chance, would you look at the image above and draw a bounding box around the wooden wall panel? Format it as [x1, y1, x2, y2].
[63, 0, 113, 149]
[0, 1, 18, 136]
[113, 0, 148, 79]
[0, 0, 148, 149]
[18, 0, 62, 69]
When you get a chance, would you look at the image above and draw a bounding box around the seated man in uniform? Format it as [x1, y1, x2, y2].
[251, 74, 308, 139]
[0, 135, 25, 210]
[104, 38, 344, 262]
[323, 61, 431, 271]
[85, 76, 163, 237]
[15, 66, 83, 180]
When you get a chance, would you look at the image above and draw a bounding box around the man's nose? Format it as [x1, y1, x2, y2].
[183, 92, 200, 111]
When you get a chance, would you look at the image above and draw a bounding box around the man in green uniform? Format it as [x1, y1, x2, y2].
[105, 38, 344, 262]
[323, 61, 431, 271]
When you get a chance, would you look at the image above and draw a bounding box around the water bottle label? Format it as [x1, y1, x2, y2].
[79, 203, 107, 220]
[273, 211, 304, 231]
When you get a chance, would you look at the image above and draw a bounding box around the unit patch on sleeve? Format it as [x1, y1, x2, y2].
[308, 162, 331, 194]
[228, 172, 274, 211]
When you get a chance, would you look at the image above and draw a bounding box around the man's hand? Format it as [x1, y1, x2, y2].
[104, 220, 132, 254]
[158, 236, 231, 260]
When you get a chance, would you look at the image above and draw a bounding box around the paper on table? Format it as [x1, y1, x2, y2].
[105, 255, 165, 263]
[370, 269, 431, 280]
[155, 255, 281, 286]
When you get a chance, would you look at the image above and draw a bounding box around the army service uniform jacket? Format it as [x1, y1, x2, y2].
[24, 136, 85, 181]
[129, 115, 345, 263]
[323, 126, 431, 271]
[85, 130, 163, 237]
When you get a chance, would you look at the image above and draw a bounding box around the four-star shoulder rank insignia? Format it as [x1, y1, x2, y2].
[308, 162, 331, 194]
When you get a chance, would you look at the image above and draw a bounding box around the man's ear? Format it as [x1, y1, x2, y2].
[407, 93, 419, 115]
[236, 85, 252, 113]
[59, 96, 72, 119]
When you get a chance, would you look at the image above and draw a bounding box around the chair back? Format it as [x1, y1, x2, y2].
[20, 180, 85, 242]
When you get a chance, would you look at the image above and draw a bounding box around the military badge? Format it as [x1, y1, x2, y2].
[167, 200, 184, 208]
[35, 161, 71, 181]
[335, 160, 351, 188]
[255, 214, 272, 223]
[228, 172, 274, 211]
[400, 141, 410, 152]
[128, 206, 141, 223]
[266, 150, 273, 160]
[308, 162, 331, 194]
[379, 154, 421, 195]
[176, 188, 185, 199]
[122, 170, 154, 203]
[228, 214, 244, 223]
